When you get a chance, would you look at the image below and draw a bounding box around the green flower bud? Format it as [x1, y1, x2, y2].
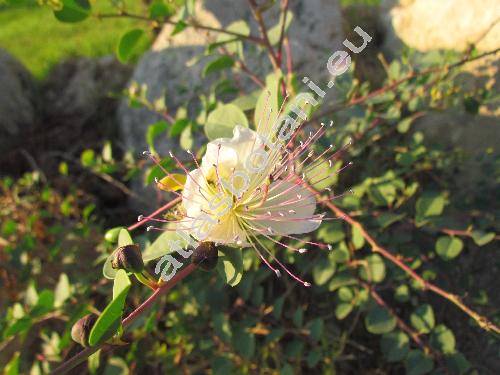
[191, 242, 218, 271]
[111, 244, 144, 273]
[71, 314, 98, 347]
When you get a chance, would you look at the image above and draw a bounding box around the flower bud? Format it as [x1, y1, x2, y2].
[111, 244, 144, 273]
[71, 314, 98, 347]
[191, 242, 218, 271]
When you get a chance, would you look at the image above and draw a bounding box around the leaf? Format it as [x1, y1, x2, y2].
[335, 303, 353, 320]
[394, 284, 410, 302]
[471, 230, 495, 246]
[293, 308, 303, 327]
[118, 229, 133, 246]
[157, 174, 186, 192]
[89, 270, 131, 346]
[435, 236, 463, 260]
[445, 352, 470, 374]
[80, 149, 95, 167]
[104, 227, 124, 243]
[405, 350, 434, 375]
[3, 317, 32, 339]
[305, 158, 340, 190]
[328, 271, 357, 291]
[231, 90, 260, 111]
[4, 352, 20, 375]
[397, 117, 414, 133]
[308, 319, 324, 341]
[149, 1, 173, 20]
[117, 29, 151, 64]
[338, 286, 354, 302]
[375, 212, 406, 230]
[216, 247, 243, 286]
[142, 228, 192, 262]
[54, 0, 91, 23]
[54, 273, 71, 308]
[351, 226, 365, 249]
[359, 254, 386, 283]
[203, 55, 235, 77]
[317, 222, 345, 243]
[312, 259, 336, 286]
[267, 11, 294, 45]
[169, 118, 190, 137]
[381, 331, 410, 362]
[213, 20, 250, 58]
[180, 125, 194, 150]
[430, 325, 455, 354]
[205, 103, 248, 140]
[368, 183, 396, 206]
[365, 306, 396, 334]
[146, 121, 168, 155]
[31, 290, 54, 317]
[415, 192, 445, 218]
[232, 328, 255, 359]
[171, 20, 187, 36]
[410, 304, 435, 334]
[254, 74, 281, 136]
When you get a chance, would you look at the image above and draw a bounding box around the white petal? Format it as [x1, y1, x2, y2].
[252, 180, 321, 235]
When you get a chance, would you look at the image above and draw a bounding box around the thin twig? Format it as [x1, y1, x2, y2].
[247, 0, 281, 72]
[276, 0, 290, 66]
[96, 12, 264, 45]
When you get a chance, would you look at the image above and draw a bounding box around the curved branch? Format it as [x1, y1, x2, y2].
[51, 264, 196, 374]
[305, 183, 500, 335]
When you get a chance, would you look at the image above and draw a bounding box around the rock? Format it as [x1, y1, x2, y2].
[42, 56, 132, 130]
[0, 49, 38, 156]
[153, 0, 344, 78]
[381, 0, 500, 53]
[118, 1, 345, 209]
[414, 110, 500, 188]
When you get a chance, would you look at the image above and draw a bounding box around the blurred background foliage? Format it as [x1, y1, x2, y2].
[0, 0, 499, 374]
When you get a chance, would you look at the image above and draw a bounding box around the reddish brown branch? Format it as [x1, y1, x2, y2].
[305, 183, 500, 335]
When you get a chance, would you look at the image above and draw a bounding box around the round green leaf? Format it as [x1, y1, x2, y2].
[337, 286, 354, 302]
[410, 304, 435, 334]
[405, 350, 434, 375]
[359, 254, 386, 283]
[430, 325, 455, 354]
[381, 331, 410, 362]
[471, 230, 495, 246]
[445, 352, 470, 374]
[435, 236, 463, 260]
[54, 0, 91, 23]
[216, 247, 243, 287]
[117, 29, 151, 63]
[203, 55, 235, 77]
[365, 306, 396, 334]
[415, 192, 445, 218]
[335, 303, 353, 320]
[312, 260, 336, 286]
[104, 227, 124, 243]
[205, 104, 248, 140]
[118, 229, 133, 247]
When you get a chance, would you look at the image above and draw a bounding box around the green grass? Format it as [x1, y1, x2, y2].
[0, 2, 143, 79]
[340, 0, 380, 6]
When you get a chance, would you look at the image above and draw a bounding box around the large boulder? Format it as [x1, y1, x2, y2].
[42, 56, 132, 131]
[0, 49, 38, 156]
[381, 0, 500, 53]
[118, 0, 344, 209]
